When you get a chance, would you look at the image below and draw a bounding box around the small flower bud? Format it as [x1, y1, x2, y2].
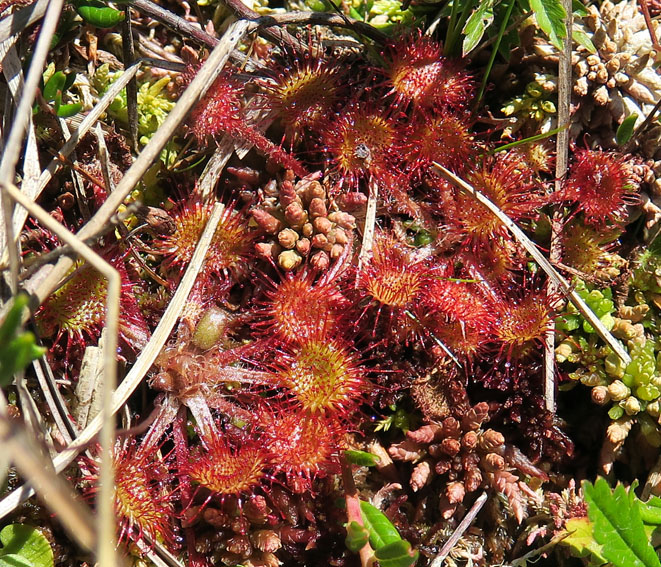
[480, 429, 505, 451]
[624, 396, 641, 415]
[310, 250, 330, 271]
[302, 222, 314, 237]
[255, 242, 280, 260]
[309, 197, 328, 218]
[484, 453, 506, 470]
[226, 535, 252, 557]
[278, 228, 299, 249]
[295, 237, 311, 255]
[278, 250, 303, 271]
[311, 233, 328, 249]
[252, 209, 283, 234]
[280, 180, 300, 207]
[608, 380, 630, 401]
[284, 202, 308, 227]
[439, 437, 461, 456]
[648, 400, 661, 417]
[313, 216, 333, 235]
[462, 431, 478, 449]
[330, 244, 344, 259]
[446, 481, 465, 504]
[591, 385, 611, 405]
[334, 227, 349, 245]
[327, 211, 357, 229]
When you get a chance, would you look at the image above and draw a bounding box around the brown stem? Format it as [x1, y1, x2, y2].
[339, 453, 375, 567]
[639, 0, 661, 52]
[255, 11, 388, 45]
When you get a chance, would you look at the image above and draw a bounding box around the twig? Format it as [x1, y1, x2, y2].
[254, 11, 388, 44]
[357, 175, 378, 271]
[544, 0, 573, 413]
[0, 0, 63, 184]
[430, 492, 488, 567]
[0, 0, 48, 45]
[122, 5, 139, 151]
[0, 202, 226, 519]
[23, 19, 252, 319]
[432, 162, 632, 365]
[0, 415, 98, 553]
[0, 181, 121, 567]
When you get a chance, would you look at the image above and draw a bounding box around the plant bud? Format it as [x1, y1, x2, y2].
[278, 250, 303, 271]
[624, 396, 641, 415]
[446, 481, 465, 504]
[296, 237, 311, 255]
[330, 244, 344, 259]
[252, 209, 283, 234]
[280, 180, 300, 207]
[302, 222, 314, 237]
[309, 197, 327, 218]
[310, 250, 329, 271]
[439, 438, 461, 456]
[591, 385, 610, 405]
[284, 202, 308, 227]
[192, 306, 233, 350]
[608, 380, 630, 401]
[484, 453, 506, 470]
[278, 228, 299, 249]
[313, 216, 333, 235]
[311, 233, 328, 249]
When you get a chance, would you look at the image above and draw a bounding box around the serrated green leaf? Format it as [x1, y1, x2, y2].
[461, 0, 495, 55]
[530, 0, 567, 50]
[345, 521, 370, 552]
[374, 540, 419, 567]
[616, 113, 639, 145]
[0, 525, 54, 567]
[344, 450, 380, 467]
[561, 517, 607, 564]
[360, 501, 401, 549]
[583, 478, 661, 567]
[73, 0, 125, 28]
[638, 496, 661, 525]
[573, 29, 596, 53]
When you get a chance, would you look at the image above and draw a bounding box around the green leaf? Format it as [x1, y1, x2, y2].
[530, 0, 567, 50]
[344, 450, 380, 467]
[359, 501, 402, 549]
[0, 555, 33, 567]
[561, 517, 607, 564]
[345, 521, 370, 552]
[572, 0, 588, 17]
[0, 525, 54, 567]
[616, 113, 639, 146]
[638, 496, 661, 525]
[375, 540, 419, 567]
[42, 71, 66, 102]
[461, 0, 495, 55]
[0, 295, 46, 386]
[73, 0, 125, 28]
[583, 478, 661, 567]
[573, 28, 596, 53]
[55, 102, 83, 118]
